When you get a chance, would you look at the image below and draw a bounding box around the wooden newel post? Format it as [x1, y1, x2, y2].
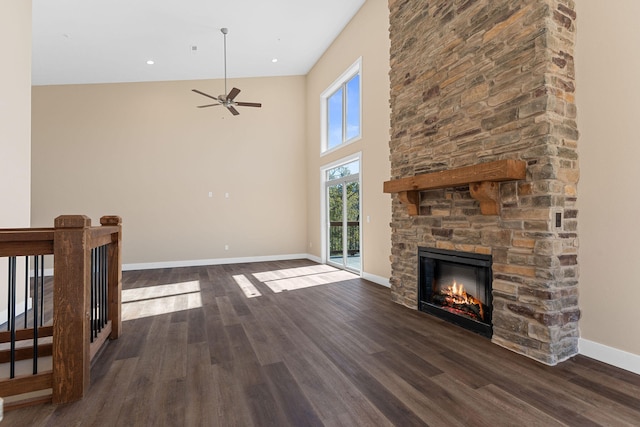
[52, 215, 92, 404]
[100, 215, 122, 340]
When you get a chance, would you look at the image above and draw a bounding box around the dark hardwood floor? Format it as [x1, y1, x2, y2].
[5, 259, 640, 426]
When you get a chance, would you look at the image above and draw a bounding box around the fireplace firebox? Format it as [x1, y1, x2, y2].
[418, 247, 492, 337]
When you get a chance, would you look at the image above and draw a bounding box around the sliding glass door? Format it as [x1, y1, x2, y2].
[326, 159, 360, 273]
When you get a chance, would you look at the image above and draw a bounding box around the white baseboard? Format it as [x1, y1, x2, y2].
[123, 253, 315, 271]
[579, 338, 640, 375]
[362, 272, 390, 288]
[305, 254, 322, 264]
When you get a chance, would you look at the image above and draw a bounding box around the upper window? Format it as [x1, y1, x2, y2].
[321, 58, 362, 154]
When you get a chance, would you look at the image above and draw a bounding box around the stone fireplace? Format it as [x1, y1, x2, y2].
[387, 0, 579, 365]
[419, 247, 493, 337]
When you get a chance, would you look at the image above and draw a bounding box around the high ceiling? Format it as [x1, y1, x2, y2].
[32, 0, 365, 86]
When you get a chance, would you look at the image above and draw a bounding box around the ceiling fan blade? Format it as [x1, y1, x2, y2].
[227, 87, 241, 101]
[227, 105, 240, 116]
[235, 102, 262, 108]
[197, 104, 220, 108]
[192, 89, 219, 101]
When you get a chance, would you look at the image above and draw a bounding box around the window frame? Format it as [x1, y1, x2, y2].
[320, 57, 362, 155]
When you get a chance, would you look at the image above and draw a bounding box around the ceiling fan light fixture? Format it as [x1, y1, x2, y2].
[192, 27, 262, 116]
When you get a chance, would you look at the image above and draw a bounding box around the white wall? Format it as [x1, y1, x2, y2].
[32, 77, 308, 266]
[576, 0, 640, 368]
[305, 0, 391, 284]
[0, 0, 32, 322]
[0, 0, 31, 227]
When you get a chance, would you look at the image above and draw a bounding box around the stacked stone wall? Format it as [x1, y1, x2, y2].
[388, 0, 579, 364]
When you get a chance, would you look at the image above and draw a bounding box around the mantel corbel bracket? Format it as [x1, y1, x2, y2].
[397, 191, 419, 216]
[469, 181, 500, 215]
[383, 159, 526, 216]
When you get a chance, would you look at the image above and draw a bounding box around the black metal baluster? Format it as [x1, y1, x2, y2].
[96, 247, 99, 336]
[89, 245, 111, 342]
[97, 247, 102, 332]
[97, 248, 100, 335]
[39, 255, 44, 327]
[24, 256, 29, 328]
[9, 256, 17, 378]
[96, 246, 101, 333]
[6, 259, 9, 332]
[97, 246, 101, 331]
[95, 248, 99, 337]
[94, 248, 99, 336]
[33, 255, 39, 374]
[102, 245, 108, 330]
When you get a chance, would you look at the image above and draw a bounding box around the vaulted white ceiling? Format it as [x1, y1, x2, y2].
[32, 0, 365, 86]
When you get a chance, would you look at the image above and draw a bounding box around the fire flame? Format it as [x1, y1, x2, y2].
[442, 280, 484, 320]
[447, 280, 469, 304]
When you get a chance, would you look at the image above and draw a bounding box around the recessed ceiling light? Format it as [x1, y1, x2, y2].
[271, 58, 278, 63]
[146, 60, 155, 65]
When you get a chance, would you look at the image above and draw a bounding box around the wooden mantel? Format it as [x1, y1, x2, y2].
[383, 159, 526, 215]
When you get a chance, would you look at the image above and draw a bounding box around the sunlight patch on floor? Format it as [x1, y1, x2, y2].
[232, 275, 262, 298]
[256, 269, 359, 293]
[122, 280, 202, 321]
[252, 264, 338, 282]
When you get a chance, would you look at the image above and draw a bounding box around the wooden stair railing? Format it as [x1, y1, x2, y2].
[0, 215, 122, 408]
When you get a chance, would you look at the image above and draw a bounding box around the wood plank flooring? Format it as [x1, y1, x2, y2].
[4, 259, 640, 426]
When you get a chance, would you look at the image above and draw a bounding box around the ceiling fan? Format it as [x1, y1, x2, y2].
[192, 28, 262, 116]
